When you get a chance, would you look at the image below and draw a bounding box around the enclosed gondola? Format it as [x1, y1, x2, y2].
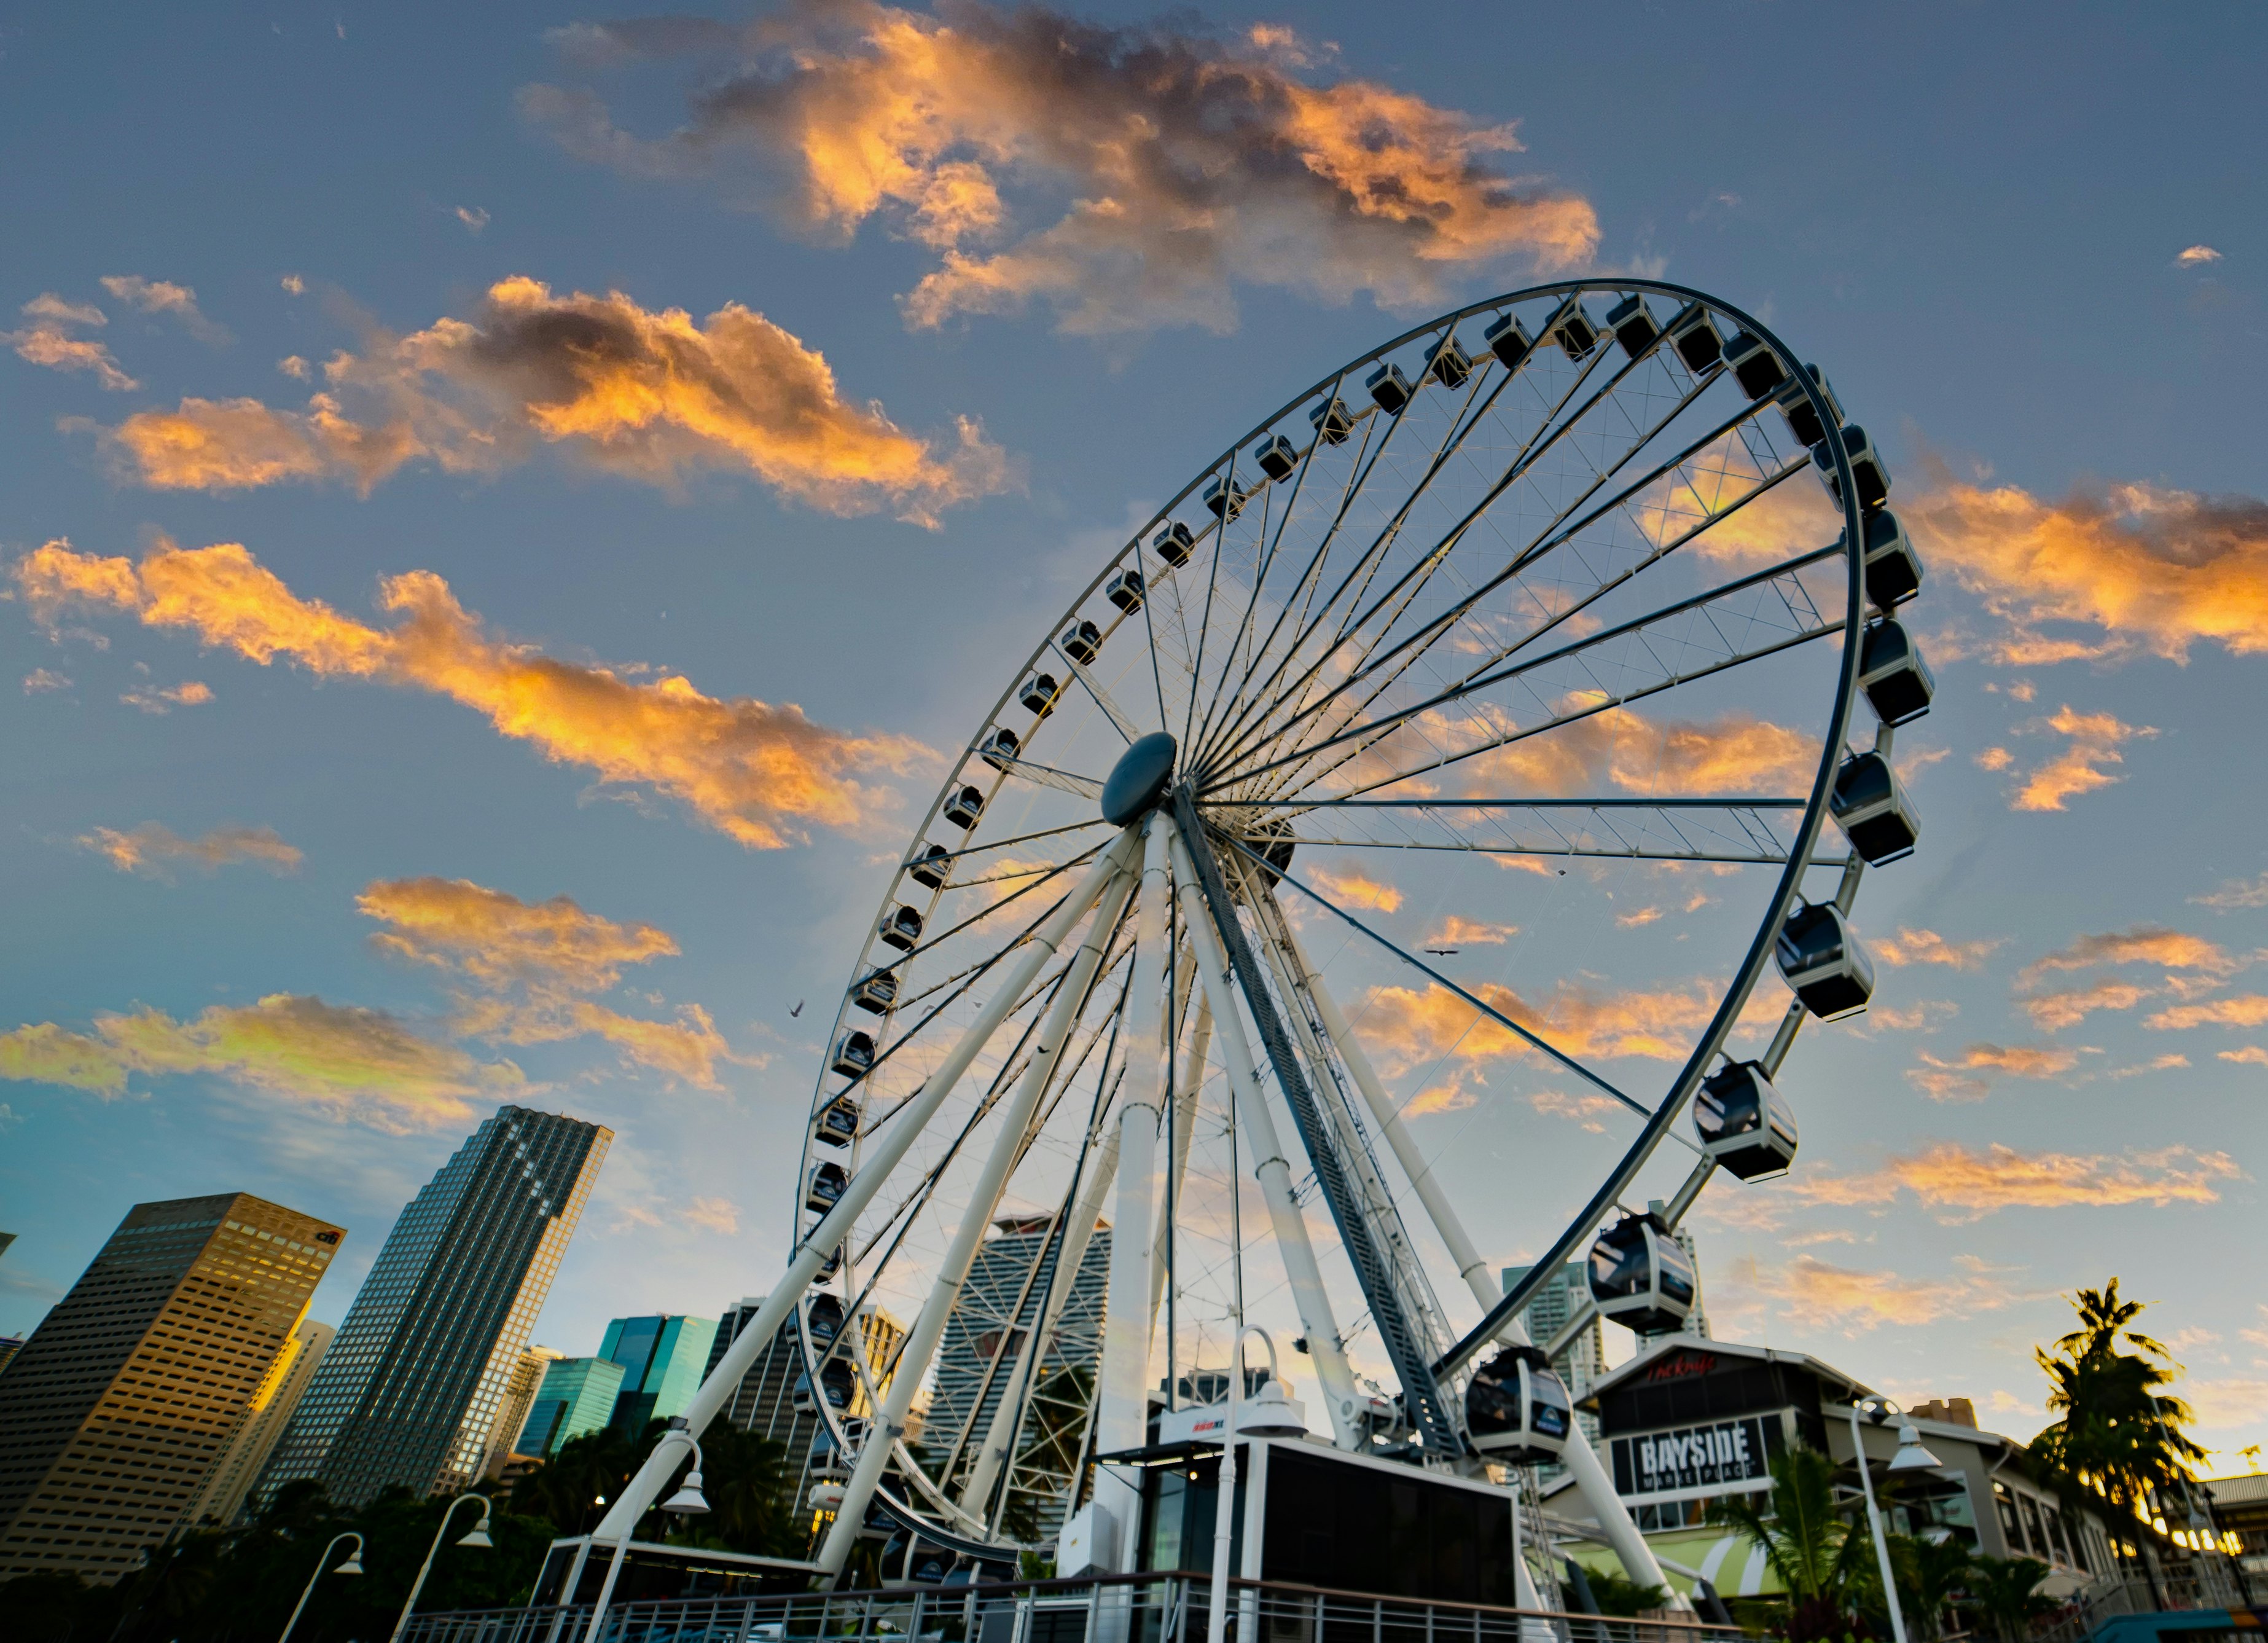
[1423, 333, 1472, 388]
[1019, 673, 1059, 715]
[1812, 423, 1891, 512]
[1366, 361, 1413, 414]
[848, 968, 897, 1014]
[1203, 476, 1248, 521]
[980, 727, 1019, 772]
[1587, 1212, 1697, 1335]
[1060, 620, 1101, 665]
[1861, 509, 1926, 611]
[1668, 307, 1723, 372]
[1464, 1344, 1573, 1462]
[1106, 568, 1144, 611]
[908, 843, 950, 890]
[1308, 396, 1355, 444]
[1830, 750, 1922, 865]
[794, 1361, 854, 1415]
[1151, 521, 1194, 566]
[1777, 366, 1841, 449]
[1484, 311, 1533, 370]
[814, 1095, 860, 1148]
[942, 785, 985, 829]
[1694, 1061, 1799, 1181]
[1254, 433, 1299, 480]
[1551, 300, 1600, 359]
[1775, 901, 1874, 1020]
[806, 1161, 850, 1215]
[1604, 294, 1659, 359]
[831, 1031, 875, 1078]
[878, 904, 924, 951]
[806, 1292, 845, 1345]
[1858, 619, 1936, 726]
[1724, 331, 1787, 399]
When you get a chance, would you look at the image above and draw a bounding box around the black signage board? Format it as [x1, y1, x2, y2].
[1612, 1414, 1780, 1496]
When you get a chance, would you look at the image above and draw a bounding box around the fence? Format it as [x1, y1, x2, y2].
[399, 1572, 1746, 1643]
[2029, 1558, 2261, 1643]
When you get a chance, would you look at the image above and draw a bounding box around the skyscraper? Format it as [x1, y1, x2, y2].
[598, 1314, 719, 1436]
[515, 1357, 628, 1456]
[482, 1344, 563, 1479]
[257, 1105, 609, 1508]
[0, 1193, 344, 1582]
[706, 1295, 905, 1487]
[182, 1319, 335, 1529]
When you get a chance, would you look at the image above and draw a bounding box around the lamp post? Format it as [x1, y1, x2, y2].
[278, 1531, 364, 1643]
[1848, 1398, 1943, 1643]
[582, 1436, 708, 1643]
[389, 1492, 493, 1643]
[1208, 1327, 1277, 1643]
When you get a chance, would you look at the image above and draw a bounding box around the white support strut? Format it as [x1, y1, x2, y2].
[813, 853, 1142, 1577]
[1278, 922, 1687, 1610]
[1167, 825, 1366, 1449]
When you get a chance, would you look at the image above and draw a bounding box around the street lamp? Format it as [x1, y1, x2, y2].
[388, 1492, 493, 1643]
[1848, 1398, 1942, 1643]
[660, 1440, 710, 1516]
[278, 1531, 364, 1643]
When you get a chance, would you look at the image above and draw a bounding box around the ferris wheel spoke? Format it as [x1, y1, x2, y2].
[987, 755, 1107, 800]
[918, 818, 1115, 869]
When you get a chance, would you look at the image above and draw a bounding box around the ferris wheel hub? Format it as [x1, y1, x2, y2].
[1100, 731, 1178, 825]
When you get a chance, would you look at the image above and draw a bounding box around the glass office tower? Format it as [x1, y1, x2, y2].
[256, 1105, 609, 1508]
[598, 1314, 719, 1437]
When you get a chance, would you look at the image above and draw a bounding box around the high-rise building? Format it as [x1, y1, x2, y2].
[181, 1319, 335, 1529]
[0, 1338, 22, 1379]
[1503, 1261, 1609, 1450]
[481, 1345, 563, 1479]
[257, 1105, 609, 1509]
[598, 1314, 719, 1437]
[515, 1357, 627, 1456]
[706, 1295, 905, 1488]
[928, 1214, 1109, 1526]
[0, 1194, 344, 1582]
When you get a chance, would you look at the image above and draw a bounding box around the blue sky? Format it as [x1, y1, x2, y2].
[3, 0, 2265, 1467]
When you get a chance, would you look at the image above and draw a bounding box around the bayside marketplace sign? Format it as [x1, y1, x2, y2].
[1613, 1414, 1776, 1495]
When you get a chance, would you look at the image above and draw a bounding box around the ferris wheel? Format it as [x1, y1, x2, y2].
[595, 279, 1933, 1594]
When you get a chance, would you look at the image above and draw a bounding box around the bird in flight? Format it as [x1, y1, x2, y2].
[790, 999, 805, 1018]
[1424, 948, 1460, 956]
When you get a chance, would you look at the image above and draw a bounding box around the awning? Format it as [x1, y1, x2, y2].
[1560, 1529, 1786, 1599]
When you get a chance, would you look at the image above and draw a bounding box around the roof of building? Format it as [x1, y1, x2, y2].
[2207, 1472, 2268, 1505]
[1586, 1335, 1877, 1404]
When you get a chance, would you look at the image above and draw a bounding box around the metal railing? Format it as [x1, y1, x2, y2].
[400, 1572, 1746, 1643]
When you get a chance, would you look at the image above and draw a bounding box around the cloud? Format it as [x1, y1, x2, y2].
[1907, 1041, 2078, 1102]
[79, 822, 303, 879]
[1907, 476, 2268, 665]
[1530, 1087, 1617, 1133]
[2186, 1378, 2268, 1432]
[358, 876, 733, 1086]
[1875, 928, 2004, 970]
[2019, 925, 2237, 985]
[1359, 974, 1721, 1069]
[1872, 998, 1958, 1032]
[2147, 995, 2268, 1031]
[281, 274, 305, 296]
[16, 537, 929, 849]
[2194, 872, 2268, 911]
[1976, 747, 2014, 771]
[1404, 1076, 1477, 1117]
[2176, 245, 2223, 267]
[1616, 906, 1662, 928]
[522, 0, 1598, 336]
[0, 994, 522, 1131]
[2219, 1046, 2268, 1066]
[100, 275, 229, 343]
[6, 293, 138, 391]
[1308, 865, 1401, 914]
[97, 275, 1009, 524]
[684, 1194, 740, 1233]
[22, 667, 70, 693]
[455, 206, 491, 232]
[2010, 706, 2156, 812]
[2023, 979, 2153, 1030]
[1458, 702, 1820, 800]
[1740, 1253, 2028, 1332]
[120, 679, 213, 713]
[1426, 915, 1516, 946]
[1790, 1141, 2243, 1222]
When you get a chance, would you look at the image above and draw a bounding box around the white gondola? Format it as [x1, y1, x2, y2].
[1858, 618, 1935, 726]
[849, 968, 897, 1014]
[1203, 476, 1248, 521]
[943, 785, 984, 829]
[1587, 1212, 1697, 1335]
[1254, 433, 1299, 480]
[1484, 311, 1533, 370]
[806, 1293, 845, 1344]
[1464, 1344, 1573, 1462]
[1019, 673, 1058, 715]
[1776, 365, 1842, 450]
[1308, 396, 1355, 444]
[1668, 307, 1723, 372]
[794, 1363, 853, 1414]
[1724, 330, 1787, 399]
[1694, 1061, 1798, 1181]
[814, 1095, 860, 1148]
[980, 727, 1019, 772]
[1604, 294, 1659, 359]
[1151, 521, 1194, 566]
[1060, 619, 1101, 664]
[1861, 509, 1926, 611]
[806, 1161, 850, 1214]
[878, 904, 924, 951]
[1812, 423, 1891, 512]
[1423, 333, 1472, 388]
[1366, 361, 1413, 414]
[1830, 750, 1922, 865]
[908, 843, 950, 890]
[1776, 901, 1874, 1020]
[1551, 300, 1600, 359]
[1106, 568, 1144, 611]
[831, 1031, 875, 1078]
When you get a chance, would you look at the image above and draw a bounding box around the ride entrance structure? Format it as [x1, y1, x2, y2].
[549, 278, 1932, 1619]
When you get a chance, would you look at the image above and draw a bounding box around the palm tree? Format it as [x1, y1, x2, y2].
[1961, 1555, 2056, 1643]
[1891, 1534, 1973, 1641]
[2030, 1281, 2204, 1514]
[1710, 1446, 1880, 1639]
[508, 1424, 642, 1535]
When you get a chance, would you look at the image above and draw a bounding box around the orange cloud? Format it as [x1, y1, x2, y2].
[78, 822, 302, 880]
[119, 680, 213, 714]
[524, 1, 1597, 335]
[1530, 1087, 1617, 1133]
[2010, 705, 2156, 812]
[2219, 1046, 2268, 1066]
[1791, 1141, 2242, 1222]
[16, 538, 928, 848]
[1308, 865, 1402, 914]
[1907, 477, 2268, 664]
[1426, 915, 1516, 946]
[100, 275, 228, 343]
[2147, 995, 2268, 1032]
[2018, 925, 2235, 986]
[100, 276, 1009, 523]
[359, 877, 733, 1086]
[0, 994, 521, 1131]
[6, 293, 137, 391]
[1874, 928, 2004, 971]
[1741, 1253, 2027, 1332]
[2023, 980, 2152, 1031]
[1360, 975, 1719, 1069]
[1458, 703, 1818, 801]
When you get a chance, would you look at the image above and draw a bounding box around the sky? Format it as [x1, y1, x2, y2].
[2, 0, 2266, 1473]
